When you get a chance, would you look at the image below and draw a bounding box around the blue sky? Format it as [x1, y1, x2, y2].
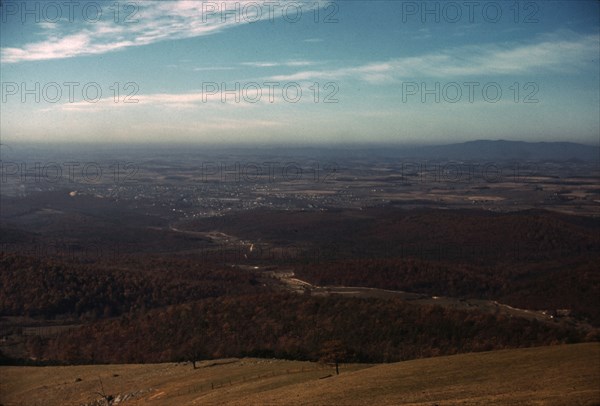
[0, 0, 598, 145]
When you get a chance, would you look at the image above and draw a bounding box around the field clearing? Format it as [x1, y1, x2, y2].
[270, 271, 585, 329]
[1, 343, 598, 405]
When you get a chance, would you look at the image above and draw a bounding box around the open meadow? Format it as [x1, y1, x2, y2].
[1, 343, 598, 405]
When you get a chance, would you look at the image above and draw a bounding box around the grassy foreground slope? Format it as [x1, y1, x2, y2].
[236, 343, 600, 406]
[1, 343, 598, 406]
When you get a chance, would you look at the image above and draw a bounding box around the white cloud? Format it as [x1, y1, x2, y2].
[52, 90, 242, 112]
[130, 119, 282, 134]
[1, 1, 327, 63]
[242, 62, 279, 68]
[193, 66, 236, 71]
[270, 32, 599, 83]
[45, 79, 337, 113]
[241, 60, 316, 68]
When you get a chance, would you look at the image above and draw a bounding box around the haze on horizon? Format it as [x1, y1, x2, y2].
[0, 0, 599, 146]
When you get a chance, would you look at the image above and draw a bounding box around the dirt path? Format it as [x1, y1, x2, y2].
[265, 268, 592, 330]
[158, 227, 593, 332]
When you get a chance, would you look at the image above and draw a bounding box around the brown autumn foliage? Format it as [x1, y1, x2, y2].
[295, 257, 600, 325]
[32, 293, 585, 364]
[0, 253, 265, 319]
[2, 208, 598, 365]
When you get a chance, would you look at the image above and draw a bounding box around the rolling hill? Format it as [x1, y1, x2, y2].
[1, 343, 598, 405]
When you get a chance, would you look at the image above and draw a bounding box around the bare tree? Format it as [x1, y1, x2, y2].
[95, 377, 114, 405]
[319, 340, 348, 375]
[187, 336, 206, 369]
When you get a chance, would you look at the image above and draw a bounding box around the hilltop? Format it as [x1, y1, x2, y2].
[1, 343, 598, 405]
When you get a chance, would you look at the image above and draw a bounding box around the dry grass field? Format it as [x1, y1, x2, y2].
[1, 343, 598, 405]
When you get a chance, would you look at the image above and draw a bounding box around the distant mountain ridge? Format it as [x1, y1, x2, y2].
[2, 140, 599, 162]
[404, 140, 599, 161]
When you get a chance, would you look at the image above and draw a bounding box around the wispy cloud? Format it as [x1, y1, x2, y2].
[1, 1, 327, 63]
[412, 28, 431, 40]
[270, 32, 599, 83]
[241, 60, 316, 68]
[193, 66, 236, 71]
[52, 92, 241, 112]
[130, 119, 283, 134]
[47, 79, 334, 113]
